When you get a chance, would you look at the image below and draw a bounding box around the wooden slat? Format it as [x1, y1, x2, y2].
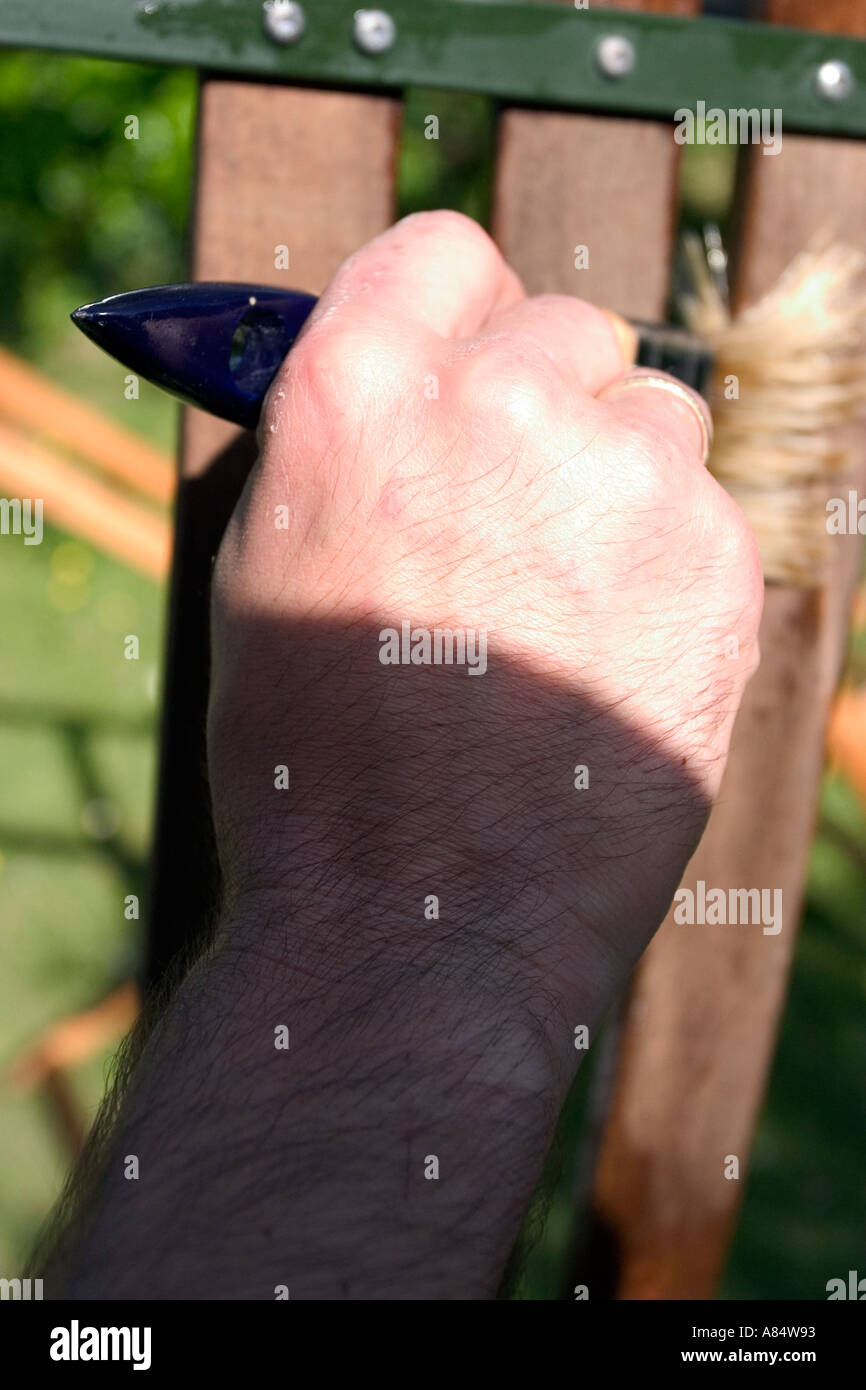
[145, 79, 400, 984]
[764, 0, 866, 36]
[490, 0, 699, 1295]
[588, 0, 866, 1299]
[493, 0, 699, 309]
[493, 0, 700, 314]
[493, 110, 680, 315]
[591, 0, 704, 17]
[182, 82, 401, 480]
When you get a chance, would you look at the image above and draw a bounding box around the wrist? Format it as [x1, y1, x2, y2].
[208, 626, 686, 1083]
[214, 852, 582, 1097]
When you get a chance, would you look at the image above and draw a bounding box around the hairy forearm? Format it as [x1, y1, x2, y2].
[46, 630, 708, 1299]
[59, 889, 570, 1300]
[40, 208, 763, 1302]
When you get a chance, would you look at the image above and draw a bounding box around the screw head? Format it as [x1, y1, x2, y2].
[815, 59, 854, 102]
[595, 34, 636, 80]
[263, 0, 306, 46]
[353, 9, 397, 56]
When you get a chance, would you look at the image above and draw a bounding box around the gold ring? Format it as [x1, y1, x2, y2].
[603, 373, 713, 467]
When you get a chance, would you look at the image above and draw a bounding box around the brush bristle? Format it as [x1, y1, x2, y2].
[681, 239, 866, 586]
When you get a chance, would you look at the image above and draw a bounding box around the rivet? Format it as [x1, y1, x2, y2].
[595, 34, 636, 80]
[263, 1, 306, 47]
[815, 59, 854, 102]
[353, 9, 397, 56]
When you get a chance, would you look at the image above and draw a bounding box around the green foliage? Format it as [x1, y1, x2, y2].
[0, 526, 161, 1276]
[398, 88, 494, 225]
[0, 54, 194, 358]
[0, 54, 179, 1275]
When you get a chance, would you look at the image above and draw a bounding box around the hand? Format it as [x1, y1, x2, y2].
[208, 210, 761, 1040]
[55, 212, 763, 1301]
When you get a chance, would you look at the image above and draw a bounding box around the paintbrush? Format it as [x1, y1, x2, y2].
[70, 283, 712, 428]
[71, 243, 866, 585]
[680, 237, 866, 585]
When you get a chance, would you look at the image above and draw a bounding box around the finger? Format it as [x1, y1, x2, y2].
[599, 367, 714, 468]
[479, 294, 637, 396]
[301, 210, 525, 344]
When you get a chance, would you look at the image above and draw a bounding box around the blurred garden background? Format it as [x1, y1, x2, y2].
[0, 52, 864, 1300]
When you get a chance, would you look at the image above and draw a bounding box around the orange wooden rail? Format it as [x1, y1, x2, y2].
[0, 345, 174, 505]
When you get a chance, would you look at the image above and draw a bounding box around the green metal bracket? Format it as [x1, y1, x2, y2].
[2, 0, 866, 136]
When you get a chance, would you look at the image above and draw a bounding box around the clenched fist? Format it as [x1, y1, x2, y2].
[60, 211, 763, 1302]
[209, 210, 761, 1029]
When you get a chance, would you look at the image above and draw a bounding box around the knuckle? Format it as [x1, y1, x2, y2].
[709, 489, 764, 601]
[522, 292, 588, 326]
[605, 432, 669, 509]
[399, 208, 495, 254]
[693, 482, 764, 652]
[283, 324, 408, 422]
[454, 336, 554, 431]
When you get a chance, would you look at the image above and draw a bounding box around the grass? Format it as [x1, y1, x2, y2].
[0, 349, 171, 1274]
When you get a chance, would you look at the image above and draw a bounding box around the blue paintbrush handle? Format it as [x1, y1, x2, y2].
[72, 282, 318, 427]
[72, 282, 711, 427]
